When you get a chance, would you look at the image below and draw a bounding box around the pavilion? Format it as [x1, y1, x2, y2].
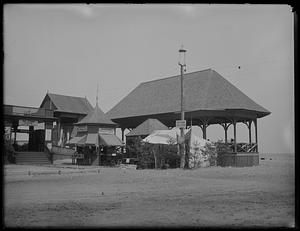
[107, 69, 271, 156]
[126, 118, 169, 139]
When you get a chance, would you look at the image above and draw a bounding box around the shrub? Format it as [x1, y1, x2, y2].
[4, 139, 16, 164]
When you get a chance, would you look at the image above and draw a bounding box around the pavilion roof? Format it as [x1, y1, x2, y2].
[40, 93, 93, 115]
[76, 104, 116, 126]
[107, 69, 270, 121]
[126, 118, 168, 137]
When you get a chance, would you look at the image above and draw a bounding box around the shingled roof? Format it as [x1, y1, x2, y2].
[126, 118, 168, 137]
[40, 93, 93, 114]
[76, 103, 116, 126]
[107, 69, 270, 121]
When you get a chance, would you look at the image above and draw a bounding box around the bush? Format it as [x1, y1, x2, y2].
[203, 142, 217, 166]
[4, 139, 16, 164]
[127, 137, 180, 169]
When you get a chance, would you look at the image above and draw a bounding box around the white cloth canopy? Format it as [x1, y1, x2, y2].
[142, 127, 188, 145]
[143, 126, 211, 146]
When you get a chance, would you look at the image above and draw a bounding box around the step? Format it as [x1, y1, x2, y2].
[15, 152, 51, 165]
[16, 157, 49, 160]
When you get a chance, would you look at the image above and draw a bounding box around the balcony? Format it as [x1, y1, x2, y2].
[4, 105, 54, 119]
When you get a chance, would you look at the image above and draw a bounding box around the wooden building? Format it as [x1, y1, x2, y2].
[39, 93, 93, 146]
[67, 102, 123, 166]
[106, 69, 271, 167]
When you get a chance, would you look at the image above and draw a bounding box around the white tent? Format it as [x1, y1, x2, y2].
[142, 127, 189, 145]
[143, 126, 213, 168]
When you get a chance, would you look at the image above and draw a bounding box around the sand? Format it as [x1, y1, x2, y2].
[4, 153, 295, 228]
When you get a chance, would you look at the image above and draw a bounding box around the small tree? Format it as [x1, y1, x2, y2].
[203, 142, 217, 166]
[4, 138, 16, 164]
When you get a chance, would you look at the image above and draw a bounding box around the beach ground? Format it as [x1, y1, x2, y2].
[4, 153, 295, 228]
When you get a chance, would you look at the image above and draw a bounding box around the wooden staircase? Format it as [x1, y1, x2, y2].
[15, 151, 51, 165]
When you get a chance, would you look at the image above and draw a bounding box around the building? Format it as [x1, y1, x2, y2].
[67, 101, 123, 166]
[106, 69, 271, 167]
[39, 93, 93, 146]
[126, 118, 169, 139]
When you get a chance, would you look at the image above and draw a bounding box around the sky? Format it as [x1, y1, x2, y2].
[4, 4, 294, 154]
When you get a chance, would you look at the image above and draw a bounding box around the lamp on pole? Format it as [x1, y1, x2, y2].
[178, 45, 187, 168]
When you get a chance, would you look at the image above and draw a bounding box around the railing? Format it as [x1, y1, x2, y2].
[4, 105, 54, 118]
[247, 143, 258, 152]
[218, 142, 258, 153]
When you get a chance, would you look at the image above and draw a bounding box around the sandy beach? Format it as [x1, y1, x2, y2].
[4, 153, 295, 228]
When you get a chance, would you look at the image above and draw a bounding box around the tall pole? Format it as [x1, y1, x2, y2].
[179, 46, 187, 169]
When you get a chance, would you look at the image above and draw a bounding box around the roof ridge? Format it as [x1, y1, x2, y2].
[141, 68, 213, 85]
[48, 92, 87, 100]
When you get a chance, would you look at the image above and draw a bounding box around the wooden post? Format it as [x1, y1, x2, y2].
[243, 120, 253, 147]
[248, 120, 252, 145]
[203, 123, 207, 139]
[57, 119, 61, 146]
[200, 118, 210, 140]
[9, 124, 12, 143]
[254, 118, 258, 152]
[221, 123, 230, 144]
[14, 125, 17, 145]
[225, 125, 228, 144]
[233, 119, 237, 153]
[121, 128, 125, 142]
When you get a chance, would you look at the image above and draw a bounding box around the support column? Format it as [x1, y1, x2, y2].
[200, 117, 210, 140]
[28, 125, 34, 151]
[203, 124, 207, 139]
[121, 128, 125, 142]
[248, 120, 252, 145]
[254, 118, 258, 152]
[225, 126, 228, 144]
[13, 125, 17, 145]
[11, 120, 18, 146]
[233, 118, 237, 153]
[242, 120, 253, 146]
[220, 122, 231, 144]
[9, 123, 12, 143]
[57, 119, 61, 146]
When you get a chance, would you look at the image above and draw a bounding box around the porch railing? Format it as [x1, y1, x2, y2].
[4, 105, 54, 118]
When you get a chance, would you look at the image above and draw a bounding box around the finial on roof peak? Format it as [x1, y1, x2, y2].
[96, 83, 99, 107]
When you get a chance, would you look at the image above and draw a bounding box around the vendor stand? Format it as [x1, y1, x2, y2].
[67, 102, 123, 166]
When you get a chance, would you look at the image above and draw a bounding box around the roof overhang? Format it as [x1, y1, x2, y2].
[110, 109, 271, 129]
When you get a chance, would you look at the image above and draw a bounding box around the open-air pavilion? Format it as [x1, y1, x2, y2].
[106, 69, 271, 166]
[126, 118, 169, 139]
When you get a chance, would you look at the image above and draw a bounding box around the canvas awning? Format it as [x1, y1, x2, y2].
[67, 133, 123, 147]
[99, 133, 123, 146]
[67, 135, 87, 145]
[142, 128, 189, 145]
[85, 133, 99, 146]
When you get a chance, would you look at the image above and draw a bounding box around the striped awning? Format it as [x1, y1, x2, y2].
[85, 133, 99, 146]
[67, 135, 87, 145]
[99, 133, 123, 146]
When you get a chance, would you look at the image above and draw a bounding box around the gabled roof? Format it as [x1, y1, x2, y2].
[76, 104, 116, 126]
[126, 118, 168, 137]
[107, 69, 270, 120]
[40, 93, 93, 114]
